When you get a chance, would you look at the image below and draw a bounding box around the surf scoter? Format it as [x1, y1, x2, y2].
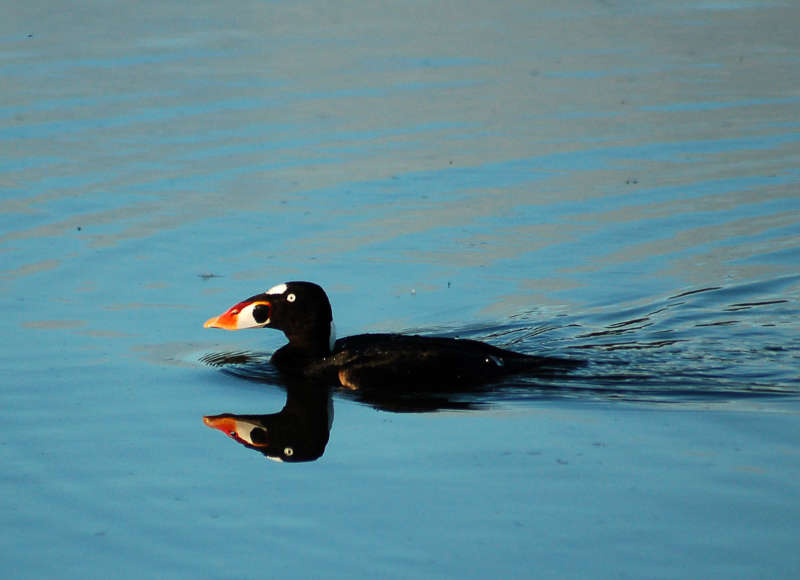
[204, 281, 581, 388]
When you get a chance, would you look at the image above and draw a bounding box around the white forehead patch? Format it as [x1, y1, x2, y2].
[266, 283, 288, 295]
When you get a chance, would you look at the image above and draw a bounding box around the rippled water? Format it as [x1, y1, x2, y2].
[2, 1, 800, 578]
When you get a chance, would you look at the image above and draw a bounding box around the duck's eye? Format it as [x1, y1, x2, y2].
[287, 293, 296, 303]
[284, 447, 294, 457]
[250, 428, 268, 444]
[252, 304, 270, 323]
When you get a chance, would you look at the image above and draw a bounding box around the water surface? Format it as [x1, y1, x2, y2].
[2, 1, 799, 577]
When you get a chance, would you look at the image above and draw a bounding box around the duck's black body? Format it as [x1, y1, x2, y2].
[324, 334, 578, 388]
[205, 281, 581, 389]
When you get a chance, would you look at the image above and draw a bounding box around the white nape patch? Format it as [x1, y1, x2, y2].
[266, 283, 288, 295]
[329, 322, 337, 352]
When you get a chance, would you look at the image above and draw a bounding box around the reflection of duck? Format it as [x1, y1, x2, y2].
[204, 383, 332, 463]
[204, 281, 581, 389]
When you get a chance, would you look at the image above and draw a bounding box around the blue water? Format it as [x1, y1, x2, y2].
[2, 1, 799, 577]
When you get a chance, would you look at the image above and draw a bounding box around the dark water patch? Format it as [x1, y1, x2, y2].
[670, 286, 722, 299]
[725, 299, 788, 311]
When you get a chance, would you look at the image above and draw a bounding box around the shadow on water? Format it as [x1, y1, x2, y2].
[201, 277, 800, 462]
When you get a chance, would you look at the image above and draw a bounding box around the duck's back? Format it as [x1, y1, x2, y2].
[329, 333, 580, 389]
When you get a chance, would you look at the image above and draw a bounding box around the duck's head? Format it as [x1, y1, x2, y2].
[203, 281, 336, 353]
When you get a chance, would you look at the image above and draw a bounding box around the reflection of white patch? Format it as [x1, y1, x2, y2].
[233, 419, 260, 444]
[329, 322, 337, 352]
[266, 283, 288, 295]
